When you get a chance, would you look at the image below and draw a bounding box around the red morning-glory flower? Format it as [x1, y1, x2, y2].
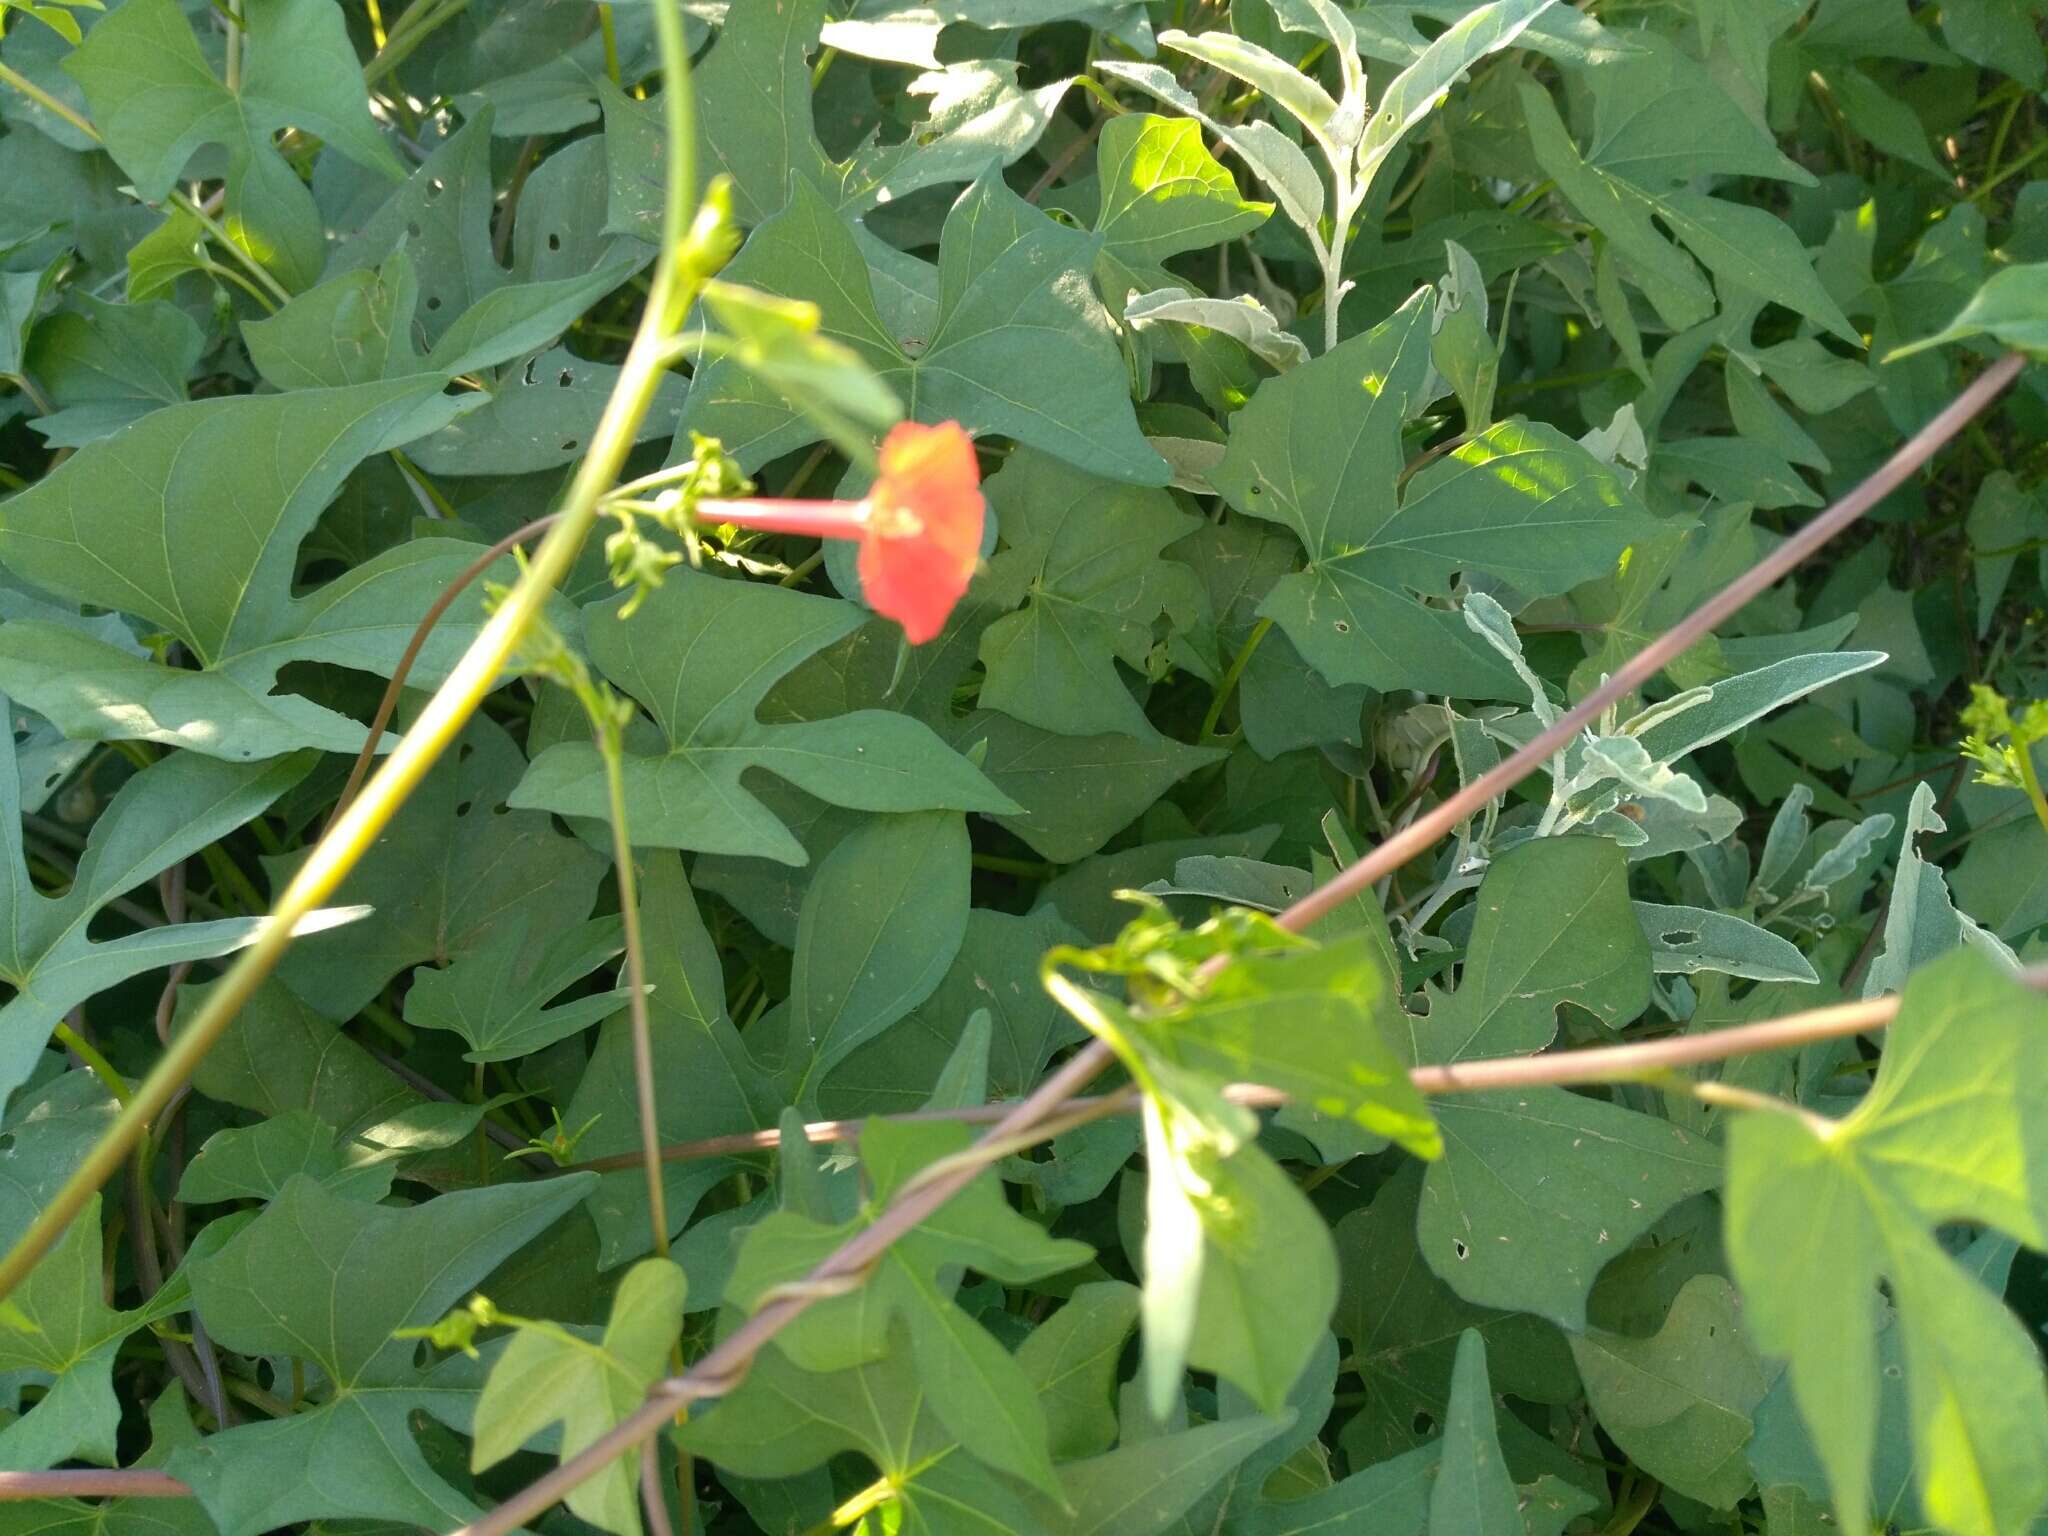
[698, 421, 986, 644]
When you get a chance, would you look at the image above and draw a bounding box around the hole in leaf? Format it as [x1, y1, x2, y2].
[1660, 929, 1700, 946]
[558, 370, 573, 387]
[523, 358, 540, 386]
[1452, 1239, 1469, 1260]
[406, 221, 421, 238]
[1411, 1411, 1435, 1435]
[562, 438, 579, 451]
[427, 177, 445, 198]
[547, 232, 561, 252]
[1333, 620, 1351, 634]
[425, 295, 442, 311]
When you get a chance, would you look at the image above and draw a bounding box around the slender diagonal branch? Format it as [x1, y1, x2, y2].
[447, 350, 2028, 1536]
[0, 1470, 194, 1499]
[560, 962, 2048, 1170]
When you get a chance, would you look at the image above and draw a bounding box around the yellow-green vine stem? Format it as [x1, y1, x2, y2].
[168, 190, 294, 310]
[361, 0, 471, 86]
[223, 0, 243, 95]
[598, 2, 620, 85]
[52, 1023, 130, 1107]
[0, 57, 96, 142]
[0, 0, 702, 1308]
[2011, 730, 2048, 840]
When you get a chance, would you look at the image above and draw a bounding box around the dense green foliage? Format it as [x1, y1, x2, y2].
[3, 2, 2048, 1535]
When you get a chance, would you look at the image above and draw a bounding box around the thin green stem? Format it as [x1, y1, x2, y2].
[2011, 735, 2048, 840]
[474, 1060, 490, 1186]
[1646, 1072, 1835, 1138]
[223, 0, 242, 93]
[54, 1023, 131, 1106]
[5, 370, 53, 417]
[1969, 136, 2048, 202]
[172, 191, 293, 308]
[195, 259, 278, 313]
[0, 0, 703, 1309]
[1984, 90, 2024, 183]
[0, 58, 97, 140]
[598, 719, 670, 1257]
[1321, 219, 1348, 354]
[391, 448, 458, 518]
[1599, 1474, 1660, 1536]
[971, 853, 1059, 880]
[362, 0, 470, 85]
[598, 3, 620, 85]
[358, 998, 416, 1050]
[197, 843, 265, 916]
[777, 549, 826, 588]
[1200, 616, 1272, 739]
[1499, 366, 1634, 401]
[329, 514, 560, 830]
[778, 441, 833, 497]
[1073, 75, 1131, 116]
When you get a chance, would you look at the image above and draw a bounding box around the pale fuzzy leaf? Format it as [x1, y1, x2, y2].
[1635, 902, 1819, 983]
[1357, 0, 1558, 197]
[1628, 652, 1888, 766]
[1125, 288, 1310, 371]
[1862, 784, 2020, 999]
[1158, 27, 1345, 156]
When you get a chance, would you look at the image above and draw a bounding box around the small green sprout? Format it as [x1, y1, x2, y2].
[393, 1294, 503, 1359]
[1959, 683, 2048, 836]
[504, 1106, 604, 1169]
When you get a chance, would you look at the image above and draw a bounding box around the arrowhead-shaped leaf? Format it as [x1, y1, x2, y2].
[512, 572, 1017, 864]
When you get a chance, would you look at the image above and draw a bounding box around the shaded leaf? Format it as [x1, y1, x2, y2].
[0, 381, 502, 759]
[724, 1119, 1091, 1495]
[471, 1259, 686, 1536]
[174, 1174, 594, 1535]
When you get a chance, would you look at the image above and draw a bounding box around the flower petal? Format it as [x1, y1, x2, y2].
[859, 422, 985, 643]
